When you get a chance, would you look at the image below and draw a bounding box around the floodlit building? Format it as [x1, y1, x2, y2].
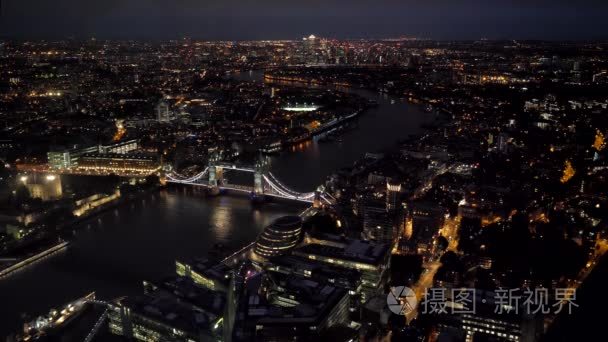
[47, 140, 140, 170]
[20, 174, 62, 201]
[76, 153, 160, 176]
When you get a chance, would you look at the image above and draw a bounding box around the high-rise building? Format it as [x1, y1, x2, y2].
[386, 180, 401, 211]
[363, 199, 394, 244]
[156, 101, 172, 122]
[303, 34, 320, 64]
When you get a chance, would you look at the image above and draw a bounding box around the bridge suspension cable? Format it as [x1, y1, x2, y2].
[166, 167, 209, 183]
[166, 165, 333, 204]
[262, 175, 315, 201]
[266, 172, 315, 198]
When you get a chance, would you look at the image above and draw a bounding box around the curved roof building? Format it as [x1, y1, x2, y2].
[254, 216, 303, 259]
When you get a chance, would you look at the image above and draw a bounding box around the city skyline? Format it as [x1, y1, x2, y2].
[1, 3, 608, 342]
[1, 0, 607, 40]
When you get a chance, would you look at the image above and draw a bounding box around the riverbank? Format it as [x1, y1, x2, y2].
[0, 241, 69, 279]
[0, 184, 160, 282]
[0, 189, 301, 338]
[1, 69, 435, 339]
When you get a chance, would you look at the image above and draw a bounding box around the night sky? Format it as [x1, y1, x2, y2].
[1, 0, 607, 40]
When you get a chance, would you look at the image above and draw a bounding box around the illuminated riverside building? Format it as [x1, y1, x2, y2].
[253, 216, 303, 259]
[47, 139, 139, 170]
[72, 190, 121, 217]
[75, 153, 160, 176]
[281, 103, 321, 112]
[47, 145, 98, 170]
[20, 174, 62, 201]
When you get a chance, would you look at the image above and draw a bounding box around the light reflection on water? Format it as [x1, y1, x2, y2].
[0, 70, 433, 338]
[0, 189, 302, 337]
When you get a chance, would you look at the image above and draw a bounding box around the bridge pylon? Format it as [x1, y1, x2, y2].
[208, 152, 222, 194]
[254, 154, 270, 195]
[313, 185, 325, 208]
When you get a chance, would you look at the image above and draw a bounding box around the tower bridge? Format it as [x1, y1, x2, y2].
[165, 155, 334, 205]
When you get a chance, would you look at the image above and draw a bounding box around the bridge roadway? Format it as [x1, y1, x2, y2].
[166, 169, 322, 204]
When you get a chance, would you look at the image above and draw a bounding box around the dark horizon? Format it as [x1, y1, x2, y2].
[1, 0, 607, 41]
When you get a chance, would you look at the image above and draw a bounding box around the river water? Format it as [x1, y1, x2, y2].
[233, 70, 431, 192]
[0, 70, 431, 337]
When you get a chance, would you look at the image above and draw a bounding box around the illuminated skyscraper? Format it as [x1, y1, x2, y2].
[386, 180, 401, 211]
[156, 101, 172, 122]
[303, 34, 319, 65]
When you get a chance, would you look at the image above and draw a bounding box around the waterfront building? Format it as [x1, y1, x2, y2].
[107, 294, 224, 342]
[75, 153, 160, 176]
[253, 215, 303, 259]
[20, 174, 62, 201]
[72, 190, 121, 217]
[47, 145, 99, 170]
[47, 140, 139, 170]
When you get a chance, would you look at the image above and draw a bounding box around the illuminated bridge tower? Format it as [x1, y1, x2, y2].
[208, 152, 222, 194]
[313, 185, 325, 208]
[254, 154, 269, 196]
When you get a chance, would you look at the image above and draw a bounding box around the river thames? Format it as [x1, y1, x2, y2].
[0, 71, 431, 337]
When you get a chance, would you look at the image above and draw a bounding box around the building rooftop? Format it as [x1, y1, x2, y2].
[119, 293, 220, 335]
[245, 272, 348, 326]
[294, 239, 390, 266]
